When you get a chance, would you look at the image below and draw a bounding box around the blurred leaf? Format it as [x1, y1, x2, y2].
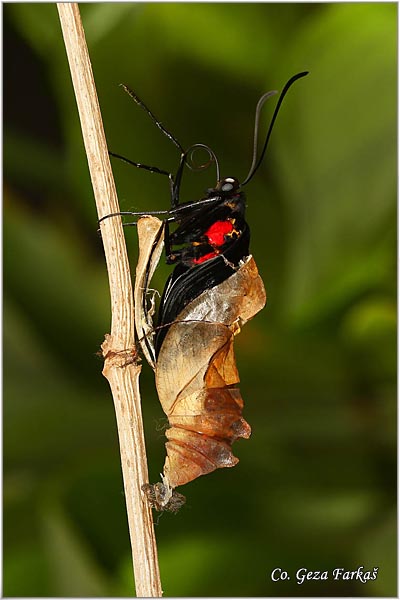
[4, 295, 115, 470]
[342, 298, 396, 343]
[41, 501, 110, 596]
[81, 4, 140, 45]
[268, 490, 380, 531]
[4, 191, 108, 373]
[7, 4, 62, 57]
[273, 4, 396, 324]
[146, 4, 279, 84]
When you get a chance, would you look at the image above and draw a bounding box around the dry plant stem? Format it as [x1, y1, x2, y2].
[57, 3, 162, 597]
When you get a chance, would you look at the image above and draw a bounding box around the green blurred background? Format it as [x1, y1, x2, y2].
[4, 3, 397, 597]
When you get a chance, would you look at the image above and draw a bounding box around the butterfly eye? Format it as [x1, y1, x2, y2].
[217, 177, 240, 194]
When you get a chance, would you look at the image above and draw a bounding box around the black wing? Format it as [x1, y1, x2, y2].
[155, 224, 250, 356]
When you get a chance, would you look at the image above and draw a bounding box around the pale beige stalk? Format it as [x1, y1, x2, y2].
[57, 3, 162, 596]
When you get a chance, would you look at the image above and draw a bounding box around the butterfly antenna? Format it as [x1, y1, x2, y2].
[241, 71, 309, 186]
[120, 84, 185, 154]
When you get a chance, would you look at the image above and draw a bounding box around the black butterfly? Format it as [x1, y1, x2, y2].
[100, 72, 308, 361]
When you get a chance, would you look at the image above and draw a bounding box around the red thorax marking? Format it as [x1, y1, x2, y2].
[204, 220, 234, 246]
[192, 220, 236, 265]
